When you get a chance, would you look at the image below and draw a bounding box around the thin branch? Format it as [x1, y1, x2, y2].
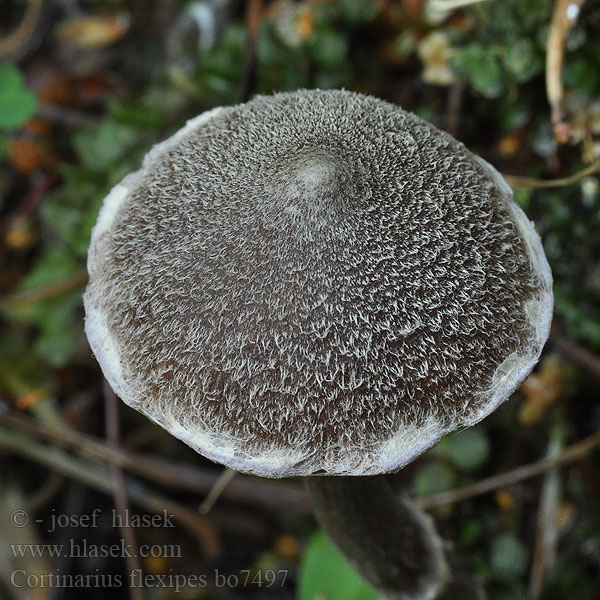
[428, 0, 492, 10]
[199, 468, 237, 514]
[503, 159, 600, 190]
[104, 381, 144, 600]
[415, 429, 600, 509]
[0, 424, 220, 554]
[236, 0, 262, 104]
[550, 331, 600, 379]
[3, 408, 600, 515]
[546, 0, 586, 143]
[528, 414, 566, 600]
[0, 270, 88, 312]
[0, 0, 43, 59]
[0, 409, 309, 512]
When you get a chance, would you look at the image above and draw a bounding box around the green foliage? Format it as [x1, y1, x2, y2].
[472, 0, 551, 35]
[452, 43, 505, 98]
[8, 249, 82, 368]
[554, 287, 600, 348]
[298, 531, 379, 600]
[457, 519, 483, 548]
[449, 0, 549, 97]
[546, 555, 595, 600]
[257, 26, 311, 93]
[413, 461, 457, 496]
[337, 0, 380, 24]
[73, 120, 139, 173]
[42, 165, 107, 258]
[489, 532, 528, 578]
[0, 331, 47, 395]
[563, 55, 600, 94]
[307, 28, 348, 70]
[0, 62, 37, 129]
[531, 183, 600, 349]
[108, 97, 164, 130]
[503, 38, 543, 83]
[196, 23, 246, 104]
[445, 428, 491, 472]
[420, 427, 490, 499]
[311, 0, 380, 25]
[543, 518, 600, 599]
[0, 132, 8, 158]
[5, 114, 152, 368]
[18, 248, 79, 293]
[496, 97, 531, 133]
[485, 532, 530, 600]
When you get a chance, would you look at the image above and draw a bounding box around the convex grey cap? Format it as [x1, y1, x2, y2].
[84, 89, 553, 477]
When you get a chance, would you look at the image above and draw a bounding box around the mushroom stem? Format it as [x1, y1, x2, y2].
[305, 476, 485, 600]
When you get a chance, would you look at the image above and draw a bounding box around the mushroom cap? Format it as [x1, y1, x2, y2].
[84, 89, 553, 477]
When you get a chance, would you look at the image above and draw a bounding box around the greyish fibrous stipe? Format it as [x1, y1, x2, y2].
[84, 90, 553, 477]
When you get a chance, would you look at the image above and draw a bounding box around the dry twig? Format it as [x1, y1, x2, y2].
[3, 409, 599, 514]
[0, 409, 309, 512]
[104, 381, 144, 600]
[236, 0, 262, 104]
[546, 0, 586, 143]
[0, 425, 220, 553]
[528, 414, 566, 599]
[428, 0, 492, 11]
[504, 158, 600, 190]
[0, 0, 43, 59]
[199, 468, 237, 514]
[550, 331, 600, 379]
[415, 428, 600, 509]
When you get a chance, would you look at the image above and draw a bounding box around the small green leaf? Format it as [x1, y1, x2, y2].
[446, 428, 490, 472]
[73, 120, 138, 172]
[18, 248, 80, 293]
[338, 0, 380, 23]
[308, 30, 348, 69]
[0, 62, 37, 129]
[413, 461, 457, 496]
[490, 533, 528, 577]
[108, 97, 163, 129]
[34, 314, 78, 368]
[503, 38, 543, 83]
[298, 531, 380, 600]
[43, 165, 108, 258]
[563, 56, 600, 95]
[458, 519, 482, 547]
[6, 248, 83, 367]
[452, 43, 504, 98]
[0, 331, 47, 396]
[513, 188, 533, 210]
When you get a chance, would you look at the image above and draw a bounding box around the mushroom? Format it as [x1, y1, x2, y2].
[84, 89, 553, 599]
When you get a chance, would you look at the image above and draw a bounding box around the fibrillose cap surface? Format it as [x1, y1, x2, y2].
[84, 89, 553, 478]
